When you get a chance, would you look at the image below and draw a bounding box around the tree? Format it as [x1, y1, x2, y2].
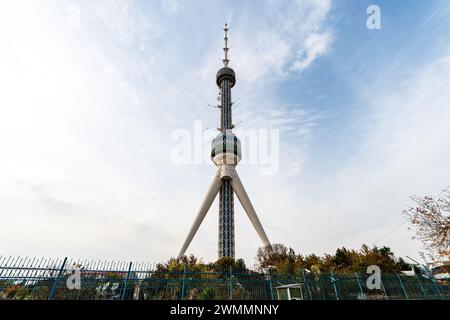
[255, 244, 297, 273]
[357, 245, 399, 273]
[234, 258, 247, 273]
[255, 244, 405, 274]
[302, 254, 323, 273]
[213, 257, 235, 272]
[404, 191, 450, 259]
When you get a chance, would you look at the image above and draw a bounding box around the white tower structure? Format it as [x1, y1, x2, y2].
[178, 24, 272, 259]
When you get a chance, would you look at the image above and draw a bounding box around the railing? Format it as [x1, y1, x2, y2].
[0, 256, 448, 300]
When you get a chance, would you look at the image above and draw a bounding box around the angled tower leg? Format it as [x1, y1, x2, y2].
[230, 168, 272, 249]
[178, 169, 222, 259]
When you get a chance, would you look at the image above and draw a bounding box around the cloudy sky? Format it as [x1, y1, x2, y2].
[0, 0, 449, 267]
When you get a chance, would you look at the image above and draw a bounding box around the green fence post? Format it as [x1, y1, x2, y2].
[229, 266, 233, 300]
[120, 262, 133, 300]
[268, 274, 274, 300]
[330, 272, 339, 300]
[319, 278, 326, 300]
[380, 277, 389, 300]
[302, 269, 312, 300]
[355, 272, 365, 300]
[431, 279, 443, 299]
[396, 273, 409, 300]
[181, 264, 187, 300]
[415, 273, 427, 299]
[48, 257, 68, 300]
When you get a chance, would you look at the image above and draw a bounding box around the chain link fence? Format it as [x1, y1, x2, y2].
[0, 256, 448, 300]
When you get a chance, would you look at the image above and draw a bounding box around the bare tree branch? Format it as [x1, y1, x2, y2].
[404, 191, 450, 260]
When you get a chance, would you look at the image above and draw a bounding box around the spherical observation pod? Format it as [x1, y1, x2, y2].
[211, 133, 241, 166]
[216, 67, 236, 87]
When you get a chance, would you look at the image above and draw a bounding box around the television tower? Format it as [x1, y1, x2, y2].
[178, 24, 272, 259]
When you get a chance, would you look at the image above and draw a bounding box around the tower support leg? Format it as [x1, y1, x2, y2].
[178, 169, 222, 259]
[230, 168, 272, 249]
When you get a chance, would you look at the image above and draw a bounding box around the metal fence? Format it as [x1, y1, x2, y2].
[0, 256, 448, 300]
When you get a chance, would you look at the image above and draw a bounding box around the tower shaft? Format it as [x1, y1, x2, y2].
[219, 179, 234, 258]
[220, 78, 232, 130]
[217, 24, 235, 259]
[218, 71, 234, 258]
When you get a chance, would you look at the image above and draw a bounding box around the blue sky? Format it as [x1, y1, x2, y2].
[0, 0, 449, 266]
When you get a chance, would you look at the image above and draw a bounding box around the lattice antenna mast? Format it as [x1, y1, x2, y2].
[223, 23, 230, 68]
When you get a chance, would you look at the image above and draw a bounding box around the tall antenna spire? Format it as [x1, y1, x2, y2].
[223, 23, 230, 68]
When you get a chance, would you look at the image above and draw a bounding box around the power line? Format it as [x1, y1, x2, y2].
[372, 185, 450, 246]
[373, 219, 409, 246]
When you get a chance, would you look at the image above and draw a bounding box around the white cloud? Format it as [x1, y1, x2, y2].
[95, 0, 155, 47]
[229, 0, 333, 85]
[161, 0, 185, 14]
[292, 32, 332, 71]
